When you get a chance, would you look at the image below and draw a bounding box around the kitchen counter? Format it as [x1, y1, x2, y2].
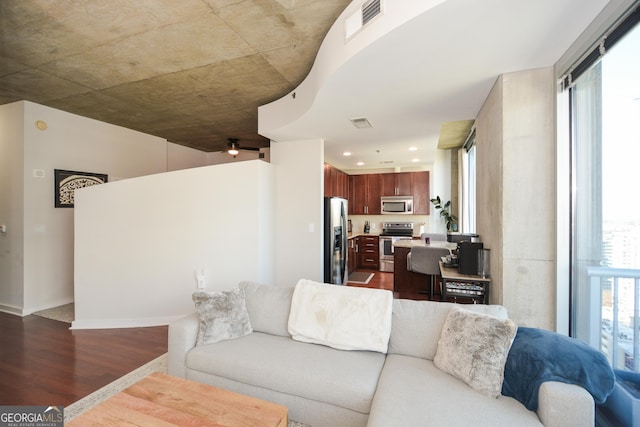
[348, 232, 381, 239]
[394, 239, 457, 250]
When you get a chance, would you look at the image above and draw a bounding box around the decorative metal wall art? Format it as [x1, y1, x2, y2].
[54, 169, 108, 208]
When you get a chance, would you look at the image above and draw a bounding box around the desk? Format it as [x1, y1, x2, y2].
[439, 261, 491, 304]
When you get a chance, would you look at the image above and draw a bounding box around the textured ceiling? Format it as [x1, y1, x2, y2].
[0, 0, 350, 152]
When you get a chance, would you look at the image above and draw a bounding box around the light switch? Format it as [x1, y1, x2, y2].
[195, 269, 206, 289]
[0, 225, 6, 233]
[308, 223, 315, 233]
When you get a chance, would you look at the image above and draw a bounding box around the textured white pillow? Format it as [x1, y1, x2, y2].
[434, 305, 517, 398]
[192, 288, 252, 346]
[288, 279, 393, 353]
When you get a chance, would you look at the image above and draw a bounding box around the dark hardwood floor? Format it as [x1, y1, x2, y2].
[0, 312, 167, 407]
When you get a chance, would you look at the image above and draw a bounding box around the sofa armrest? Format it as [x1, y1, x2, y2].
[536, 381, 594, 427]
[167, 312, 199, 379]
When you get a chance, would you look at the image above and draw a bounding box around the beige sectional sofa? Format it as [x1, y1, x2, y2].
[168, 281, 595, 427]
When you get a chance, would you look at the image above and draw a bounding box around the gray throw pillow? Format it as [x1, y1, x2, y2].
[192, 288, 252, 346]
[434, 305, 517, 398]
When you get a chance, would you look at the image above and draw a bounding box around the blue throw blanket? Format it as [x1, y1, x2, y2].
[502, 327, 615, 411]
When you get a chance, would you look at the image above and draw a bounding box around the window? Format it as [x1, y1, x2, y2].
[567, 16, 640, 372]
[459, 129, 476, 234]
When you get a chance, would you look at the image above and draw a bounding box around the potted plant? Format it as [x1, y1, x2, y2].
[430, 196, 458, 232]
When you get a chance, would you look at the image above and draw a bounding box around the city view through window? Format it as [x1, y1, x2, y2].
[596, 22, 640, 372]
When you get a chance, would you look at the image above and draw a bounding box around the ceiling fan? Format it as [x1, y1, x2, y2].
[226, 138, 261, 157]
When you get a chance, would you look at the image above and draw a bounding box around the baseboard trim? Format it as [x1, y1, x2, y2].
[1, 298, 75, 317]
[70, 314, 187, 330]
[0, 304, 24, 316]
[24, 297, 74, 316]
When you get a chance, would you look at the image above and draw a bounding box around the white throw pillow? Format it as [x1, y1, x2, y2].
[192, 288, 252, 346]
[434, 305, 517, 398]
[288, 279, 393, 353]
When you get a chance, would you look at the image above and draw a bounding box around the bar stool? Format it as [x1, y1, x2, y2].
[420, 233, 447, 242]
[407, 246, 451, 300]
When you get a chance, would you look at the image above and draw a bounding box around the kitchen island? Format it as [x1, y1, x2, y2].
[392, 240, 455, 300]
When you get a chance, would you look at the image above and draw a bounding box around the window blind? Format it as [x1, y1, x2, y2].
[562, 4, 640, 90]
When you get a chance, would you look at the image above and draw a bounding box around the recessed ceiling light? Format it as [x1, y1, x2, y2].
[412, 158, 420, 163]
[409, 146, 417, 151]
[357, 161, 364, 166]
[343, 151, 352, 156]
[350, 117, 372, 129]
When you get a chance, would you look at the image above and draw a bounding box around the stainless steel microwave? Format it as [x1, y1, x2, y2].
[381, 196, 413, 214]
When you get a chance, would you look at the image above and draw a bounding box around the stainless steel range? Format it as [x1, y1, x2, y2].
[379, 222, 414, 272]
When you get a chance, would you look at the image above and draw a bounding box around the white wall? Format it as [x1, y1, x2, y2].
[0, 102, 25, 313]
[271, 139, 324, 286]
[430, 149, 452, 233]
[0, 101, 208, 315]
[167, 143, 208, 171]
[73, 160, 274, 329]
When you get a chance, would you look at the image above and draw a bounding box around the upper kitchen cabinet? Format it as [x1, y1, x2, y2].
[411, 171, 430, 214]
[324, 163, 348, 198]
[349, 174, 381, 215]
[349, 171, 429, 215]
[381, 172, 412, 196]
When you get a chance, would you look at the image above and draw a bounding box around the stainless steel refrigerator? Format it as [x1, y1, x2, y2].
[324, 197, 348, 285]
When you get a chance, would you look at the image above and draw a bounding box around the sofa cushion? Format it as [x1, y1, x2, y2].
[388, 299, 508, 360]
[186, 332, 385, 414]
[239, 281, 294, 337]
[368, 354, 542, 427]
[288, 279, 393, 353]
[434, 306, 517, 398]
[192, 289, 252, 346]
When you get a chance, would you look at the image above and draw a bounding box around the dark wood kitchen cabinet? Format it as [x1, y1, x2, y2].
[347, 237, 358, 273]
[393, 246, 432, 299]
[324, 163, 348, 199]
[381, 172, 412, 196]
[358, 235, 379, 269]
[349, 174, 381, 215]
[411, 171, 430, 214]
[350, 171, 428, 215]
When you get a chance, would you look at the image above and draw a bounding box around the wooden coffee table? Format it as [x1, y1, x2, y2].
[67, 372, 288, 427]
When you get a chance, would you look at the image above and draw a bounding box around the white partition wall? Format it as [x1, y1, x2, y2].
[270, 139, 324, 286]
[0, 101, 210, 316]
[73, 160, 275, 329]
[0, 102, 25, 313]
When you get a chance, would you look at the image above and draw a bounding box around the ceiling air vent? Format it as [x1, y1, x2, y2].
[362, 0, 381, 26]
[350, 117, 372, 129]
[345, 0, 384, 39]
